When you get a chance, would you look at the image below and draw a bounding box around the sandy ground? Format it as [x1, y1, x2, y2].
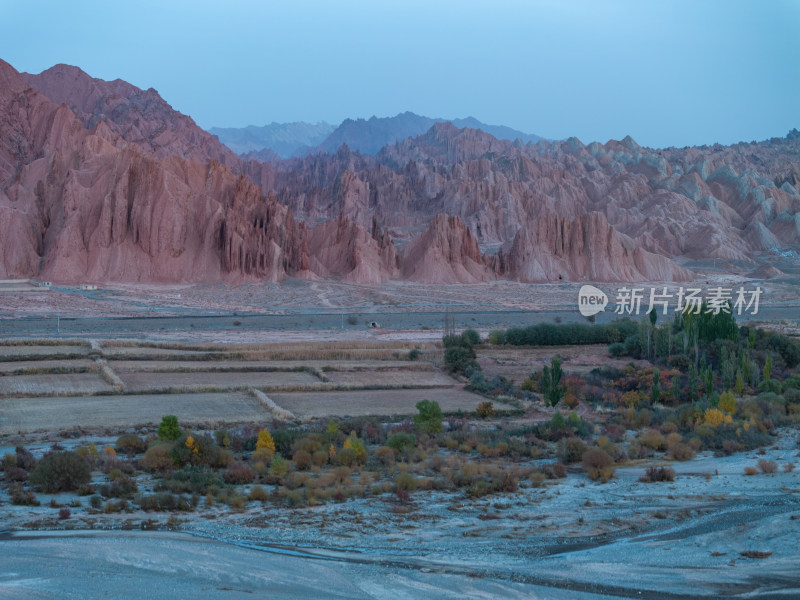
[1, 432, 798, 599]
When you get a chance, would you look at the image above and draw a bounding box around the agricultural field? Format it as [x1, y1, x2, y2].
[0, 339, 463, 434]
[269, 387, 490, 419]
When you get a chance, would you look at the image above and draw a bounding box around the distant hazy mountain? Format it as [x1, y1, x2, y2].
[210, 112, 544, 159]
[209, 121, 335, 158]
[318, 112, 544, 155]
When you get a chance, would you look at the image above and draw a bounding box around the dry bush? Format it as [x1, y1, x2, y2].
[224, 461, 255, 484]
[639, 466, 675, 483]
[248, 485, 269, 501]
[581, 448, 615, 482]
[757, 459, 778, 474]
[141, 444, 175, 473]
[558, 438, 587, 464]
[529, 471, 547, 487]
[784, 463, 795, 473]
[293, 450, 312, 471]
[670, 443, 696, 461]
[640, 429, 666, 451]
[744, 466, 759, 476]
[115, 434, 146, 455]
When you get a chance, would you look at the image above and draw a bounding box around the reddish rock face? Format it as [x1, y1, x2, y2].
[496, 212, 691, 282]
[22, 64, 240, 170]
[4, 59, 799, 285]
[400, 214, 495, 284]
[0, 60, 306, 283]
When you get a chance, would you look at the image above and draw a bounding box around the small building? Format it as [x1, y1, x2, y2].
[79, 284, 98, 291]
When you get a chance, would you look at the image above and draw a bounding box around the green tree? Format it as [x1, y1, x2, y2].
[541, 358, 565, 407]
[157, 415, 181, 440]
[414, 399, 444, 434]
[671, 374, 682, 403]
[763, 355, 772, 382]
[735, 371, 744, 396]
[651, 367, 661, 405]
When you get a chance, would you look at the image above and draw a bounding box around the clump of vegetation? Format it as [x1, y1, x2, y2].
[157, 415, 181, 440]
[29, 451, 91, 493]
[639, 466, 676, 483]
[414, 400, 444, 434]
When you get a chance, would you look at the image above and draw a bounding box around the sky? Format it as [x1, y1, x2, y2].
[0, 0, 797, 148]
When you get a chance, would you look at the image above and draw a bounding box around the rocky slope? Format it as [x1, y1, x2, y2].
[0, 60, 306, 283]
[210, 121, 336, 158]
[317, 112, 542, 156]
[5, 59, 799, 286]
[23, 64, 241, 170]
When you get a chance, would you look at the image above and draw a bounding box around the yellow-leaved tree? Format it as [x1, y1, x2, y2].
[257, 429, 276, 453]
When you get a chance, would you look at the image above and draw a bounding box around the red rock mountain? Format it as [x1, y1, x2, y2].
[0, 60, 305, 282]
[4, 60, 799, 285]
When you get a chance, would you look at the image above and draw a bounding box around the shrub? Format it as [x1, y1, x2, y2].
[157, 415, 181, 440]
[704, 408, 732, 427]
[757, 459, 778, 474]
[115, 434, 146, 455]
[374, 446, 396, 466]
[224, 461, 255, 484]
[443, 346, 478, 376]
[461, 329, 481, 346]
[4, 466, 28, 481]
[269, 454, 289, 479]
[58, 507, 71, 520]
[293, 450, 313, 471]
[488, 330, 506, 345]
[670, 443, 696, 461]
[249, 485, 269, 501]
[718, 391, 736, 414]
[640, 430, 667, 451]
[476, 401, 495, 419]
[142, 443, 175, 473]
[336, 447, 359, 467]
[639, 466, 676, 483]
[97, 476, 138, 499]
[557, 438, 586, 464]
[414, 400, 444, 434]
[29, 451, 91, 493]
[214, 429, 231, 448]
[171, 433, 223, 468]
[9, 484, 39, 506]
[744, 466, 758, 476]
[408, 348, 421, 360]
[540, 462, 567, 479]
[581, 448, 614, 482]
[15, 446, 36, 470]
[609, 342, 625, 358]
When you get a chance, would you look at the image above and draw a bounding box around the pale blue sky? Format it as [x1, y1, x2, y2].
[1, 0, 797, 147]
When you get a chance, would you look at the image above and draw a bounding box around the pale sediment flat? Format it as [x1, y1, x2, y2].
[269, 387, 493, 418]
[0, 392, 271, 434]
[0, 530, 598, 600]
